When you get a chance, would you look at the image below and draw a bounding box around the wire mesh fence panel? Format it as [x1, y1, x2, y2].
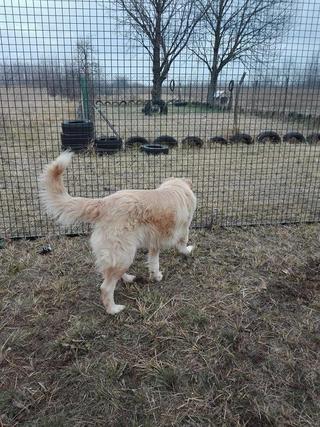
[0, 0, 320, 238]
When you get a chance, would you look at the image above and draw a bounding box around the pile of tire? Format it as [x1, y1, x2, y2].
[61, 120, 94, 152]
[95, 135, 123, 154]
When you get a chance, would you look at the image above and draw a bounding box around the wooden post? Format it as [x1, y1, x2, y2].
[282, 76, 289, 115]
[233, 72, 247, 134]
[252, 80, 258, 113]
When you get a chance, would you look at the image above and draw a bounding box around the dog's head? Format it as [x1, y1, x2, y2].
[161, 177, 193, 190]
[181, 178, 192, 189]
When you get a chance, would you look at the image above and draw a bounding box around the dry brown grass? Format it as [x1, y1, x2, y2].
[101, 84, 320, 116]
[1, 224, 320, 426]
[1, 86, 320, 238]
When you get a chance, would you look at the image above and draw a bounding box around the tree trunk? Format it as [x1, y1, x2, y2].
[151, 10, 162, 105]
[233, 72, 246, 133]
[151, 71, 162, 104]
[207, 69, 219, 106]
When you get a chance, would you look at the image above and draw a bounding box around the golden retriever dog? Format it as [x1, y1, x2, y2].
[39, 151, 196, 314]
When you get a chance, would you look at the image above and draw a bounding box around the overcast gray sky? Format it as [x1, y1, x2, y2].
[0, 0, 320, 83]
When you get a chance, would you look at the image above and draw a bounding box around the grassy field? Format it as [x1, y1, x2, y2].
[1, 86, 320, 237]
[1, 224, 319, 426]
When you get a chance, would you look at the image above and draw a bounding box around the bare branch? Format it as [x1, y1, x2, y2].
[189, 0, 291, 104]
[102, 0, 208, 102]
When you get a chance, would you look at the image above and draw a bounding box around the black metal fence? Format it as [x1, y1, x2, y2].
[1, 0, 320, 238]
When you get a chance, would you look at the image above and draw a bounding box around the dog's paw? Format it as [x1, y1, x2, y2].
[122, 273, 136, 283]
[107, 304, 125, 315]
[186, 245, 194, 255]
[153, 271, 163, 282]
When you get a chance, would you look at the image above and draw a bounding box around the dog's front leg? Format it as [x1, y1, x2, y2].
[148, 249, 163, 282]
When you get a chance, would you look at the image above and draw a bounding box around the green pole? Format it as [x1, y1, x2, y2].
[80, 75, 89, 120]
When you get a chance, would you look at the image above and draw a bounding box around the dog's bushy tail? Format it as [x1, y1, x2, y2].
[39, 151, 103, 226]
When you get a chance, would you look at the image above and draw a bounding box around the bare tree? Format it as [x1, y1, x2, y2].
[191, 0, 290, 106]
[301, 51, 320, 88]
[106, 0, 206, 104]
[74, 39, 99, 77]
[73, 38, 99, 121]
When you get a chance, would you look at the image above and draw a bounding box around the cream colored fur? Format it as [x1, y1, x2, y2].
[39, 151, 196, 314]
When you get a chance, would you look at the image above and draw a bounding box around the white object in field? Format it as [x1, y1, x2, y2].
[214, 90, 226, 98]
[213, 90, 229, 105]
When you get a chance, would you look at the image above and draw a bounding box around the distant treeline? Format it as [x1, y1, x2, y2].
[0, 63, 145, 98]
[1, 61, 320, 99]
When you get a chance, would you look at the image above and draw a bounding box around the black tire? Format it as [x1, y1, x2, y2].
[61, 133, 92, 145]
[153, 135, 178, 146]
[181, 136, 204, 147]
[97, 143, 122, 149]
[306, 133, 320, 144]
[95, 136, 122, 151]
[97, 148, 120, 155]
[126, 136, 149, 146]
[219, 96, 228, 105]
[208, 136, 228, 144]
[96, 100, 111, 106]
[283, 132, 305, 144]
[173, 101, 188, 107]
[257, 131, 281, 144]
[119, 100, 127, 106]
[61, 120, 94, 135]
[61, 144, 88, 153]
[229, 133, 254, 145]
[141, 144, 169, 155]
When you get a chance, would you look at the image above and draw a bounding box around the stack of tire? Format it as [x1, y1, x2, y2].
[61, 120, 94, 152]
[95, 135, 123, 155]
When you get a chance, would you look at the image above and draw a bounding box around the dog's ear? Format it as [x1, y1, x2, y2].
[182, 178, 192, 189]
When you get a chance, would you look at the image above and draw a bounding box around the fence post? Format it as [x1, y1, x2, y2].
[80, 75, 89, 120]
[79, 74, 95, 124]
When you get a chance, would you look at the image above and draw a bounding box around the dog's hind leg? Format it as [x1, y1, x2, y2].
[101, 267, 127, 314]
[175, 229, 194, 255]
[148, 248, 163, 282]
[98, 240, 136, 313]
